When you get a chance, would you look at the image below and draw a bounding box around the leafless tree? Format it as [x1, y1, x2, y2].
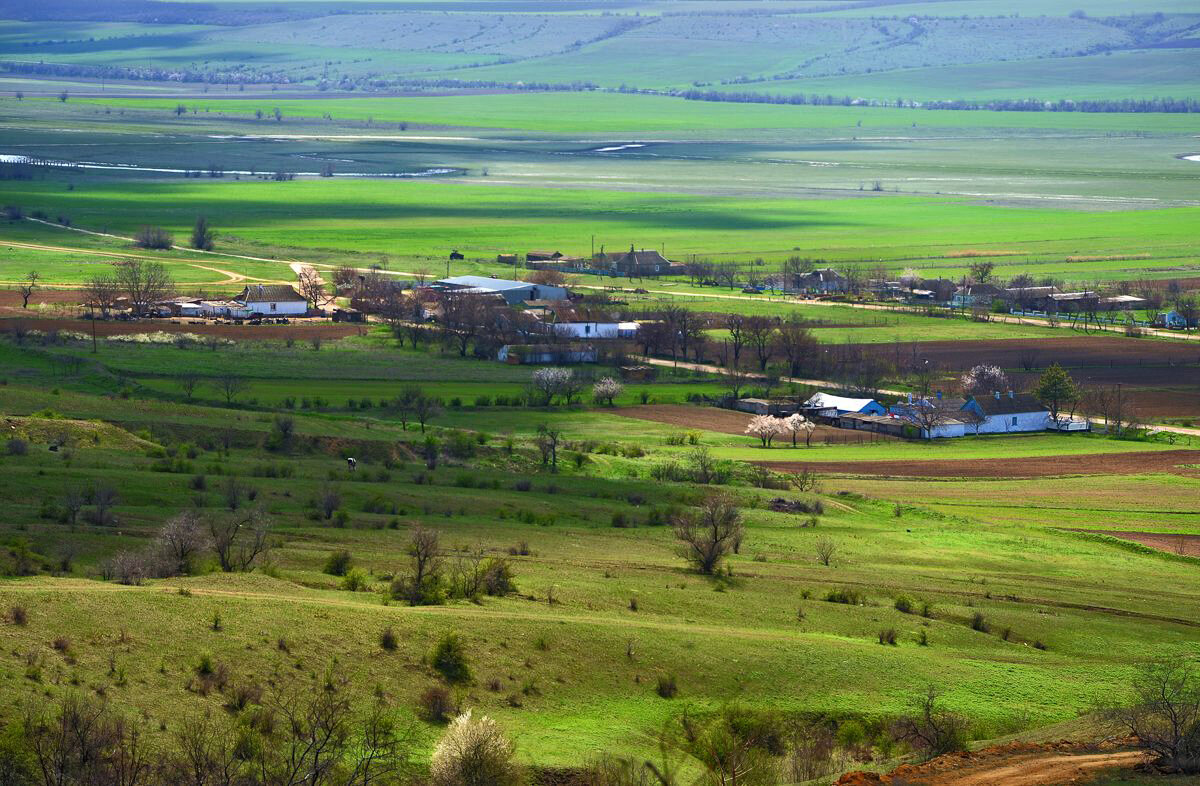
[61, 487, 85, 526]
[413, 394, 442, 433]
[536, 423, 562, 471]
[724, 314, 748, 369]
[672, 492, 743, 574]
[891, 687, 969, 759]
[92, 482, 118, 526]
[156, 511, 211, 576]
[297, 267, 326, 309]
[24, 694, 151, 786]
[439, 292, 492, 357]
[814, 536, 837, 566]
[17, 270, 40, 309]
[744, 316, 777, 371]
[319, 483, 341, 520]
[85, 272, 121, 317]
[775, 315, 816, 378]
[115, 259, 175, 316]
[215, 374, 248, 405]
[208, 508, 271, 572]
[394, 526, 443, 605]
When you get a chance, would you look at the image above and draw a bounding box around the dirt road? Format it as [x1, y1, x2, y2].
[836, 742, 1148, 786]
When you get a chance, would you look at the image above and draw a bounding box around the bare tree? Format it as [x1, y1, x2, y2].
[673, 493, 742, 574]
[536, 423, 562, 471]
[775, 315, 816, 378]
[155, 511, 210, 576]
[208, 508, 271, 572]
[179, 374, 200, 402]
[61, 487, 85, 526]
[724, 314, 748, 369]
[814, 536, 837, 566]
[1103, 655, 1200, 774]
[297, 267, 326, 308]
[413, 394, 442, 433]
[85, 272, 121, 317]
[17, 270, 39, 309]
[115, 259, 175, 316]
[743, 316, 777, 371]
[190, 216, 215, 251]
[215, 374, 248, 405]
[891, 687, 969, 759]
[394, 526, 443, 605]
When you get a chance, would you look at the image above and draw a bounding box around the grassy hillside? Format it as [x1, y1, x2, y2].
[0, 329, 1196, 772]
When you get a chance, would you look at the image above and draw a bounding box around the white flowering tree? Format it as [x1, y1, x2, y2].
[960, 364, 1010, 396]
[783, 413, 816, 447]
[592, 377, 624, 406]
[745, 414, 787, 448]
[531, 367, 572, 406]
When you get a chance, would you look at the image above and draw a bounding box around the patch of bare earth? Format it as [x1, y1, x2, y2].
[0, 317, 362, 341]
[1082, 530, 1200, 557]
[835, 741, 1148, 786]
[755, 450, 1200, 478]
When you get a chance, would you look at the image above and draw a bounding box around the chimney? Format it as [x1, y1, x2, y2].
[994, 390, 1001, 400]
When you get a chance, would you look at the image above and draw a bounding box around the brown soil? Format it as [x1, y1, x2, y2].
[836, 741, 1147, 786]
[0, 289, 87, 310]
[1084, 530, 1200, 557]
[865, 336, 1200, 371]
[0, 316, 362, 341]
[755, 449, 1200, 478]
[614, 405, 897, 444]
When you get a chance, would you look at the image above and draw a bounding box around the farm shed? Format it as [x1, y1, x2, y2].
[735, 398, 799, 416]
[795, 268, 847, 294]
[497, 254, 519, 264]
[231, 285, 308, 317]
[438, 276, 567, 305]
[951, 284, 1003, 308]
[592, 247, 680, 277]
[802, 392, 885, 417]
[497, 343, 597, 364]
[526, 250, 566, 261]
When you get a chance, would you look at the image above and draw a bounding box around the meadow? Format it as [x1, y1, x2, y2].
[0, 329, 1197, 774]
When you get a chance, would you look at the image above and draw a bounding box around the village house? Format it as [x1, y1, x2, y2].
[950, 283, 1003, 308]
[592, 246, 680, 277]
[795, 268, 848, 294]
[202, 285, 308, 318]
[962, 391, 1053, 434]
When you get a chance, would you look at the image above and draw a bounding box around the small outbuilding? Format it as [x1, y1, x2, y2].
[802, 392, 886, 417]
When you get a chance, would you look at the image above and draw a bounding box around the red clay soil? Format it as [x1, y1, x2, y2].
[615, 405, 897, 444]
[835, 740, 1148, 786]
[0, 290, 85, 309]
[755, 449, 1200, 478]
[0, 317, 362, 341]
[1084, 530, 1200, 557]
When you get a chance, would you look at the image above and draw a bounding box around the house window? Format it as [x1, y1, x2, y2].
[1011, 416, 1018, 426]
[270, 303, 277, 312]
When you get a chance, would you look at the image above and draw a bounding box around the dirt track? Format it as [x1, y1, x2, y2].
[756, 449, 1200, 478]
[614, 405, 898, 444]
[836, 741, 1148, 786]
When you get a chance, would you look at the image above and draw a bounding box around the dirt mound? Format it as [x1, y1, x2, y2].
[756, 449, 1200, 479]
[836, 740, 1146, 786]
[2, 414, 157, 451]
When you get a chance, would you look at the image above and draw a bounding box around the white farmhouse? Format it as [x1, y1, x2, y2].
[231, 285, 309, 317]
[962, 392, 1050, 434]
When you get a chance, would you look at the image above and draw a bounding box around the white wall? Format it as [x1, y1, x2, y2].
[242, 300, 308, 316]
[550, 322, 620, 339]
[976, 411, 1049, 434]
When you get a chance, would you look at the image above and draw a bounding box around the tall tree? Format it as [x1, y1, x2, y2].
[190, 216, 215, 251]
[115, 259, 175, 316]
[297, 267, 325, 308]
[84, 272, 120, 316]
[17, 270, 39, 309]
[1034, 363, 1080, 424]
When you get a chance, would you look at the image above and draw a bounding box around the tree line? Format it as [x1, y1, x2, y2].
[675, 88, 1200, 113]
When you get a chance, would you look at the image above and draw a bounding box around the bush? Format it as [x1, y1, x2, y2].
[431, 632, 472, 684]
[133, 225, 174, 250]
[482, 559, 517, 597]
[970, 612, 990, 633]
[892, 687, 969, 759]
[9, 605, 27, 626]
[5, 439, 28, 456]
[894, 595, 916, 614]
[341, 569, 369, 592]
[380, 627, 399, 651]
[655, 674, 678, 699]
[824, 588, 865, 605]
[324, 549, 353, 577]
[877, 629, 898, 646]
[419, 684, 455, 723]
[430, 711, 522, 786]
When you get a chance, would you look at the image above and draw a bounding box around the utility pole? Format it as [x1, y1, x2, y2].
[89, 303, 97, 353]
